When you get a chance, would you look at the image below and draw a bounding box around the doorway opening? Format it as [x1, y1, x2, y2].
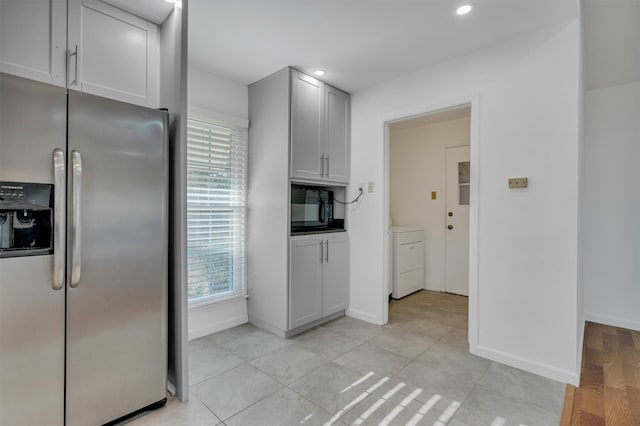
[382, 100, 478, 351]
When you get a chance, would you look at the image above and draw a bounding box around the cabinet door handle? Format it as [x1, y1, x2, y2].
[326, 155, 330, 177]
[325, 240, 329, 263]
[320, 154, 325, 177]
[68, 45, 78, 87]
[320, 240, 324, 263]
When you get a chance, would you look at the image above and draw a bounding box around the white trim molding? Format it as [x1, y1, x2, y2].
[381, 94, 480, 348]
[346, 308, 380, 325]
[188, 105, 249, 129]
[584, 313, 640, 333]
[473, 344, 580, 386]
[188, 297, 248, 340]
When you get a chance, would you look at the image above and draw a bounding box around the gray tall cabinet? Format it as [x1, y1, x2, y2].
[248, 67, 350, 337]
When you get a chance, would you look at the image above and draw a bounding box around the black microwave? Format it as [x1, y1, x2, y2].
[290, 185, 343, 234]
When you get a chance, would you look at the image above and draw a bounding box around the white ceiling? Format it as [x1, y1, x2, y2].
[189, 0, 577, 92]
[102, 0, 175, 24]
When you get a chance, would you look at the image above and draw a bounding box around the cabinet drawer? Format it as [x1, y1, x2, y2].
[398, 242, 424, 273]
[396, 230, 423, 245]
[396, 268, 424, 298]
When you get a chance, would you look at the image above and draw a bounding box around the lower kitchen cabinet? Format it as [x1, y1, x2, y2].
[289, 237, 323, 329]
[322, 234, 349, 316]
[289, 233, 348, 330]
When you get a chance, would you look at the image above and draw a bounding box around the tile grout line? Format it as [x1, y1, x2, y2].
[251, 352, 332, 388]
[220, 382, 286, 424]
[447, 361, 492, 424]
[471, 362, 566, 416]
[284, 383, 344, 423]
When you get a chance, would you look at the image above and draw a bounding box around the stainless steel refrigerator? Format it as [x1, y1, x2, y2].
[0, 73, 168, 425]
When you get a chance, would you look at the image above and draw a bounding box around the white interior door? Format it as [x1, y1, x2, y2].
[445, 146, 470, 296]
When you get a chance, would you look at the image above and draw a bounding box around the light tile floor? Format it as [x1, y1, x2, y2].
[127, 290, 564, 425]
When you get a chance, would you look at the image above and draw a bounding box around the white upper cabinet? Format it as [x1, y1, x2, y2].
[290, 69, 350, 184]
[325, 86, 350, 183]
[67, 0, 158, 107]
[0, 0, 67, 86]
[290, 71, 324, 180]
[0, 0, 159, 107]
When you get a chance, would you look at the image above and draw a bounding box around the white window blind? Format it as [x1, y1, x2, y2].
[187, 119, 247, 304]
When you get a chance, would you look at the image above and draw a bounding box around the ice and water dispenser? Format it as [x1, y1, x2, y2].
[0, 181, 54, 258]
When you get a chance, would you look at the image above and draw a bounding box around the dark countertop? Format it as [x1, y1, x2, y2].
[291, 228, 347, 236]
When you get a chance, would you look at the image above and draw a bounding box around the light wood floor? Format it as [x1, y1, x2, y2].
[561, 321, 640, 425]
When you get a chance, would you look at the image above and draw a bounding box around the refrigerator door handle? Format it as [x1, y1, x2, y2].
[52, 148, 66, 291]
[70, 150, 82, 288]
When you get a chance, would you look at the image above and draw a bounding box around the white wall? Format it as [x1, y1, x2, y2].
[583, 81, 640, 331]
[581, 0, 640, 332]
[186, 64, 249, 339]
[188, 65, 248, 123]
[348, 21, 581, 384]
[389, 113, 470, 292]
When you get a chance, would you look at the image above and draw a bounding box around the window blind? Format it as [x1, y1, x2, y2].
[186, 119, 247, 304]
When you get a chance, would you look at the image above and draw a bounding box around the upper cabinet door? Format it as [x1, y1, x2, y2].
[290, 70, 324, 180]
[0, 0, 67, 86]
[290, 69, 350, 183]
[325, 86, 349, 184]
[67, 0, 158, 107]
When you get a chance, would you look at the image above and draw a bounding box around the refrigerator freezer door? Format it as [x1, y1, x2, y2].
[66, 91, 168, 425]
[0, 74, 66, 425]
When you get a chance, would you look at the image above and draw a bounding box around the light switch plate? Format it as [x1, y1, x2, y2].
[508, 177, 528, 188]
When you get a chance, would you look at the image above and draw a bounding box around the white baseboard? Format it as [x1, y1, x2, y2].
[423, 284, 444, 292]
[577, 318, 586, 378]
[247, 316, 286, 338]
[472, 344, 580, 386]
[188, 297, 248, 340]
[346, 308, 380, 325]
[584, 313, 640, 332]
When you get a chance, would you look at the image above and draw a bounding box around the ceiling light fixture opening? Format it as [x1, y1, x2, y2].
[456, 4, 473, 15]
[313, 69, 326, 77]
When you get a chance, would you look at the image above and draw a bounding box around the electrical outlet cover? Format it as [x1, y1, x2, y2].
[508, 177, 528, 188]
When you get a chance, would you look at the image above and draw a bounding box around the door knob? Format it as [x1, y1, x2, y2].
[448, 212, 453, 217]
[447, 224, 454, 230]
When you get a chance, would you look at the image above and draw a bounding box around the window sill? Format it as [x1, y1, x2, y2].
[188, 294, 248, 312]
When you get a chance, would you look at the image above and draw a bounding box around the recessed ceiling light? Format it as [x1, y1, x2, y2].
[456, 4, 473, 15]
[314, 69, 326, 77]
